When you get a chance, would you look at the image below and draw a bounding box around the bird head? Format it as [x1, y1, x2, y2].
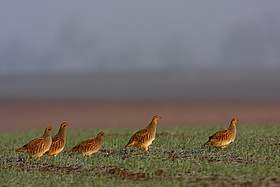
[44, 126, 52, 136]
[47, 126, 52, 132]
[97, 131, 105, 137]
[151, 115, 162, 125]
[60, 121, 68, 128]
[230, 117, 239, 125]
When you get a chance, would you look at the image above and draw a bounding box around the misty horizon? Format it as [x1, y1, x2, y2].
[0, 69, 279, 100]
[0, 1, 280, 100]
[0, 1, 280, 74]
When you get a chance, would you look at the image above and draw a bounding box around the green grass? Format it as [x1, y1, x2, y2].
[1, 125, 280, 187]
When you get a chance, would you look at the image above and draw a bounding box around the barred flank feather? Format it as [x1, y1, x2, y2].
[204, 117, 238, 149]
[70, 131, 104, 156]
[125, 115, 161, 152]
[46, 122, 68, 156]
[15, 126, 53, 158]
[16, 146, 26, 152]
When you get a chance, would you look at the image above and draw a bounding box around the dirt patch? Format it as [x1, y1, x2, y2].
[2, 157, 83, 174]
[164, 149, 256, 164]
[180, 175, 280, 187]
[2, 158, 149, 180]
[102, 147, 257, 165]
[1, 157, 280, 186]
[95, 165, 150, 181]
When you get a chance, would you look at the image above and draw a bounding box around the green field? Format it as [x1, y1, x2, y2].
[1, 125, 280, 187]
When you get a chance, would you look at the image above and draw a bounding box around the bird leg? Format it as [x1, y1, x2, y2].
[143, 146, 149, 153]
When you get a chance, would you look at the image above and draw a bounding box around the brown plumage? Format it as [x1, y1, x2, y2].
[204, 117, 238, 149]
[125, 115, 161, 152]
[70, 131, 105, 156]
[46, 121, 68, 156]
[16, 126, 52, 158]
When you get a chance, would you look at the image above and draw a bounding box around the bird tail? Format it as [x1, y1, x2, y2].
[70, 146, 78, 152]
[125, 143, 130, 148]
[67, 146, 80, 155]
[125, 142, 133, 148]
[15, 147, 26, 152]
[202, 141, 210, 148]
[123, 142, 134, 155]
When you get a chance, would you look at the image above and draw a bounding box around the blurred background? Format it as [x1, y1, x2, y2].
[0, 0, 280, 131]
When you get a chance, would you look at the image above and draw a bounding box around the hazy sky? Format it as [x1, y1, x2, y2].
[0, 0, 280, 73]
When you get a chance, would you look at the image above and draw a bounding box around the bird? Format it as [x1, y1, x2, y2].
[204, 117, 239, 149]
[70, 131, 105, 156]
[125, 115, 161, 152]
[46, 121, 68, 157]
[16, 126, 52, 158]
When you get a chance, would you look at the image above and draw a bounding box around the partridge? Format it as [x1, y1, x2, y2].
[70, 131, 105, 156]
[204, 117, 238, 149]
[125, 115, 161, 152]
[46, 121, 68, 156]
[16, 126, 52, 158]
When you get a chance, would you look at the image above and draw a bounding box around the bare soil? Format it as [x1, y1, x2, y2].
[1, 156, 280, 186]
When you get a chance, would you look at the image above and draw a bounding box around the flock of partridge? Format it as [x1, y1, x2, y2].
[16, 115, 238, 159]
